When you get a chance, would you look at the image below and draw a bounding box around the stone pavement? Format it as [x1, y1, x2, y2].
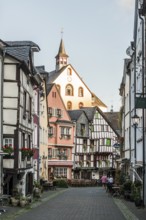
[0, 187, 146, 220]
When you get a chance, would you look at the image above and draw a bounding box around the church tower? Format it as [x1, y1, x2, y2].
[55, 38, 69, 71]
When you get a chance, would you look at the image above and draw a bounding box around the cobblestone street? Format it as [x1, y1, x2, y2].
[1, 187, 146, 220]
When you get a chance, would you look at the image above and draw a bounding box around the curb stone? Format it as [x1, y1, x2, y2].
[114, 198, 139, 220]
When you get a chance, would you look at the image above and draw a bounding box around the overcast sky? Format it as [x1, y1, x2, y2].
[0, 0, 135, 111]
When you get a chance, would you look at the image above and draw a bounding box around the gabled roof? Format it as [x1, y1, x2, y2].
[81, 106, 120, 137]
[80, 107, 96, 121]
[68, 110, 85, 121]
[104, 111, 121, 135]
[48, 64, 107, 108]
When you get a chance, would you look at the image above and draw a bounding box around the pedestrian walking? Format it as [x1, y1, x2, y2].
[107, 175, 114, 194]
[101, 174, 107, 189]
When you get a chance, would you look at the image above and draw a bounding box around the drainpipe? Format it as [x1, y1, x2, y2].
[139, 6, 145, 207]
[0, 49, 5, 194]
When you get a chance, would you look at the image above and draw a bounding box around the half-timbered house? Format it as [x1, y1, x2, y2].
[69, 106, 120, 180]
[1, 40, 42, 196]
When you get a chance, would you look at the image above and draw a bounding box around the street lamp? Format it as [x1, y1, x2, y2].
[131, 114, 140, 126]
[131, 113, 145, 207]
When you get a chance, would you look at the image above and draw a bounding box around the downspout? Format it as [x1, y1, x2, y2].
[37, 89, 40, 182]
[0, 49, 5, 194]
[139, 6, 145, 207]
[1, 49, 5, 150]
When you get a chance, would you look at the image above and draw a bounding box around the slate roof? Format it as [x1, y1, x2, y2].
[68, 110, 85, 121]
[46, 84, 54, 95]
[55, 38, 68, 58]
[104, 111, 121, 135]
[5, 41, 40, 50]
[5, 46, 30, 64]
[36, 65, 48, 74]
[48, 66, 66, 84]
[81, 107, 120, 137]
[80, 107, 96, 121]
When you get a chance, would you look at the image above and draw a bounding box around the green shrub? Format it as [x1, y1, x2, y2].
[123, 180, 132, 191]
[53, 179, 68, 188]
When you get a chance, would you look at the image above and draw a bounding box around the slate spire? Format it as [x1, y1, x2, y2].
[55, 38, 69, 71]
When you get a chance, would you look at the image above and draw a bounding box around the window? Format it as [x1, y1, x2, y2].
[100, 138, 104, 146]
[48, 148, 52, 158]
[80, 124, 85, 136]
[79, 155, 84, 161]
[60, 127, 71, 139]
[48, 126, 53, 137]
[78, 87, 84, 97]
[56, 109, 62, 118]
[67, 68, 72, 76]
[48, 107, 53, 117]
[106, 138, 111, 146]
[28, 96, 32, 122]
[52, 92, 56, 98]
[95, 112, 99, 119]
[86, 155, 91, 161]
[22, 133, 25, 147]
[65, 84, 73, 96]
[54, 167, 67, 178]
[104, 125, 109, 131]
[79, 102, 83, 108]
[101, 125, 104, 132]
[28, 134, 31, 149]
[3, 138, 13, 147]
[67, 101, 72, 110]
[23, 91, 27, 119]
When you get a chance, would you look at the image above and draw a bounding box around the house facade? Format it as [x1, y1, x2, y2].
[119, 0, 146, 205]
[47, 84, 74, 180]
[1, 40, 42, 196]
[69, 107, 120, 180]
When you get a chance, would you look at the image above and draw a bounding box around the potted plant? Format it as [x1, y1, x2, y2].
[33, 181, 42, 198]
[2, 144, 14, 157]
[21, 148, 34, 159]
[134, 186, 142, 207]
[19, 196, 27, 207]
[11, 197, 19, 207]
